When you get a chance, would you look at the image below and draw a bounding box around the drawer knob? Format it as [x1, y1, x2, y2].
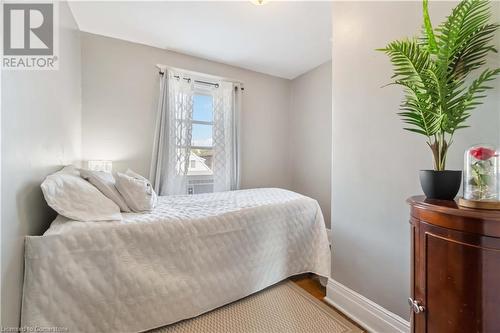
[408, 297, 425, 314]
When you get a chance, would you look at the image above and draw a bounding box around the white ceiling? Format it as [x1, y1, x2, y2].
[68, 1, 332, 79]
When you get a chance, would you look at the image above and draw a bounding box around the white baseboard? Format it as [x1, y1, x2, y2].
[324, 278, 410, 333]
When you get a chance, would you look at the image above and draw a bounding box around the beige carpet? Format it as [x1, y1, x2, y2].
[149, 281, 363, 333]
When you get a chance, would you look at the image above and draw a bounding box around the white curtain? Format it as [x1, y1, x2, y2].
[150, 70, 194, 195]
[151, 68, 240, 195]
[212, 82, 241, 192]
[149, 71, 168, 193]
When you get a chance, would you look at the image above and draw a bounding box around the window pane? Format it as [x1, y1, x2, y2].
[188, 148, 213, 176]
[192, 123, 213, 147]
[193, 94, 213, 122]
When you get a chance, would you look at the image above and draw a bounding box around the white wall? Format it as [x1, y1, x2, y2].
[1, 2, 82, 326]
[81, 33, 292, 190]
[330, 1, 499, 319]
[290, 61, 332, 227]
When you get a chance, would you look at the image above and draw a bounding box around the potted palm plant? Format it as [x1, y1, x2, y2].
[379, 0, 500, 200]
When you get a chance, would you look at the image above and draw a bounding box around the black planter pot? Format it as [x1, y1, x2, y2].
[419, 170, 462, 200]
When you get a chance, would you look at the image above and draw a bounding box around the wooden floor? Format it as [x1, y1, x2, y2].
[290, 274, 326, 301]
[290, 274, 366, 332]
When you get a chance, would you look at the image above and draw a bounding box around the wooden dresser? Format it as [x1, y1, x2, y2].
[408, 196, 500, 333]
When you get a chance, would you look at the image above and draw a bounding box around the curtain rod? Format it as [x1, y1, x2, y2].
[159, 71, 219, 88]
[157, 66, 244, 91]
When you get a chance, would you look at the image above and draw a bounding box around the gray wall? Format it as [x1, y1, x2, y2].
[330, 1, 500, 318]
[81, 33, 292, 190]
[1, 2, 82, 326]
[290, 61, 332, 227]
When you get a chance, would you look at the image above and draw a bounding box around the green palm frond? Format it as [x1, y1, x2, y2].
[378, 40, 442, 136]
[378, 0, 499, 171]
[379, 40, 431, 84]
[445, 68, 500, 132]
[451, 23, 499, 79]
[422, 0, 438, 53]
[437, 0, 497, 79]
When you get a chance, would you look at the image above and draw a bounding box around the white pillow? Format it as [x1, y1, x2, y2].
[59, 165, 80, 177]
[126, 170, 158, 205]
[41, 166, 122, 221]
[80, 169, 131, 212]
[115, 170, 157, 212]
[126, 169, 149, 182]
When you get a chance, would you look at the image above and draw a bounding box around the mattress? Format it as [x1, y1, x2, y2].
[22, 188, 331, 333]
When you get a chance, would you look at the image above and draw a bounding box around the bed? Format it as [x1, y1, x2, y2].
[21, 188, 331, 333]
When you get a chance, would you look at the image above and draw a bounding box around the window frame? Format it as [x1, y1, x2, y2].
[190, 87, 214, 150]
[187, 87, 215, 182]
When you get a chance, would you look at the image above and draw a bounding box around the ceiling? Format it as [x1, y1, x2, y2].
[68, 1, 332, 79]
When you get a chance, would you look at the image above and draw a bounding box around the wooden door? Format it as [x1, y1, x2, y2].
[411, 218, 426, 333]
[420, 221, 500, 333]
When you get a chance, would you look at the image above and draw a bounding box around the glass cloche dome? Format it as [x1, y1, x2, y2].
[463, 144, 499, 201]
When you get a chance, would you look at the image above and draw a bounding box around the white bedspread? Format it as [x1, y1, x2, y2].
[21, 188, 331, 333]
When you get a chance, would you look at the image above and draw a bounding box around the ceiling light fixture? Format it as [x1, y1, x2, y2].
[251, 0, 268, 5]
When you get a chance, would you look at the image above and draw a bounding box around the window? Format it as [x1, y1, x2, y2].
[152, 71, 239, 196]
[187, 89, 215, 194]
